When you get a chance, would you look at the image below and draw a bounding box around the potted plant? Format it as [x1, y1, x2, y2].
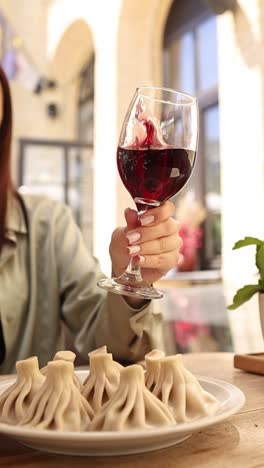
[228, 236, 264, 337]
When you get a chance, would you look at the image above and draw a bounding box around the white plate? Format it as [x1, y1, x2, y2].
[0, 370, 245, 456]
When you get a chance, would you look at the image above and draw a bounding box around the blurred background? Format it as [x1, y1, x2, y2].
[1, 0, 264, 355]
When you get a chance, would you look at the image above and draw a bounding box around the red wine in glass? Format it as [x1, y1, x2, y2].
[117, 146, 196, 212]
[97, 86, 198, 300]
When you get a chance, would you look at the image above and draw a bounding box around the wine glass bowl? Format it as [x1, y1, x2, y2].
[98, 86, 198, 299]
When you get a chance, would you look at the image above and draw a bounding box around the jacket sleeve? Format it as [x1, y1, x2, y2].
[55, 205, 164, 362]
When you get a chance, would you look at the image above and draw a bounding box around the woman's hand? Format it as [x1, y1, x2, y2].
[110, 201, 182, 287]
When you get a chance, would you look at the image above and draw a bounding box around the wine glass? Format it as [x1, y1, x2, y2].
[98, 86, 198, 299]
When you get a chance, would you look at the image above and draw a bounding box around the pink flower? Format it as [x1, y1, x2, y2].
[179, 224, 203, 259]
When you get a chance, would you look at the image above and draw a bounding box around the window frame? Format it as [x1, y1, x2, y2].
[164, 8, 220, 270]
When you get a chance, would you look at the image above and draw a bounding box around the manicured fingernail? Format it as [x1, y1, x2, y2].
[140, 215, 154, 226]
[126, 232, 141, 244]
[127, 245, 141, 255]
[137, 255, 145, 263]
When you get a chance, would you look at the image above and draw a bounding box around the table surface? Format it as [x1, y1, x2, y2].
[0, 352, 263, 468]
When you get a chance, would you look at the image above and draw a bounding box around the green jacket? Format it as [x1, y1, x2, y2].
[0, 194, 163, 374]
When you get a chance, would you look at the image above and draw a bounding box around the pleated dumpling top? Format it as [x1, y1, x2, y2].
[88, 346, 108, 358]
[41, 350, 82, 390]
[90, 364, 175, 431]
[82, 353, 121, 412]
[0, 356, 45, 425]
[145, 349, 165, 391]
[153, 354, 219, 423]
[20, 360, 94, 431]
[84, 345, 122, 379]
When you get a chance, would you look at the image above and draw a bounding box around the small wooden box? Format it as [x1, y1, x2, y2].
[234, 353, 264, 375]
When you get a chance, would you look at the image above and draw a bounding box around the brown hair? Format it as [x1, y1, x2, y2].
[0, 66, 13, 252]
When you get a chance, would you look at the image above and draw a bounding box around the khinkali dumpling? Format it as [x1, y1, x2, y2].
[153, 355, 219, 423]
[41, 350, 82, 390]
[20, 360, 94, 431]
[82, 353, 121, 412]
[145, 349, 165, 391]
[88, 345, 108, 358]
[0, 356, 45, 424]
[82, 346, 110, 386]
[90, 365, 175, 431]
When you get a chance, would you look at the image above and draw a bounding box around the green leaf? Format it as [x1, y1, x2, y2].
[232, 237, 263, 250]
[256, 244, 264, 281]
[227, 284, 261, 310]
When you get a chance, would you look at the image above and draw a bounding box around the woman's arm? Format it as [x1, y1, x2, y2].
[55, 205, 164, 362]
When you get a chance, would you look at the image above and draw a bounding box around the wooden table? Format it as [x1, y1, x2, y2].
[0, 352, 263, 467]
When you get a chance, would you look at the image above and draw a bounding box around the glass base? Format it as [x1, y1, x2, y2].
[97, 277, 163, 300]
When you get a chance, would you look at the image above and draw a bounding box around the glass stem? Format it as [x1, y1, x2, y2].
[97, 198, 163, 299]
[116, 200, 160, 287]
[123, 256, 143, 282]
[119, 207, 145, 283]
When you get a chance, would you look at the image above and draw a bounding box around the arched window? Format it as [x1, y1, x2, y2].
[164, 0, 221, 270]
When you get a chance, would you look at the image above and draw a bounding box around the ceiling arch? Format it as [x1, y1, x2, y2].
[49, 18, 94, 84]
